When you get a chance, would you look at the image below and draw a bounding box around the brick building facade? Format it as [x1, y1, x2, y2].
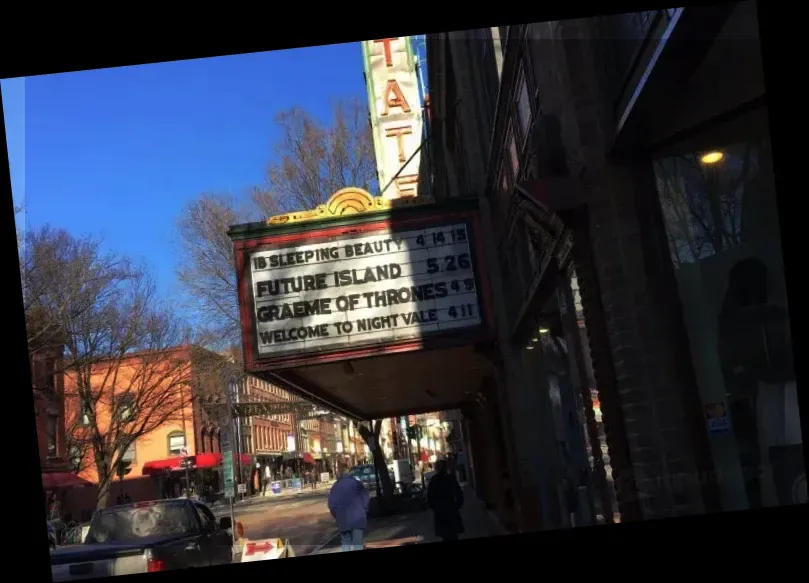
[32, 343, 70, 479]
[424, 2, 797, 531]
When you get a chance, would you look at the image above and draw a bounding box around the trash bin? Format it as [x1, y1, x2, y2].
[271, 481, 282, 495]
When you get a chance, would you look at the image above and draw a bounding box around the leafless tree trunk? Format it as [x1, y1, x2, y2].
[357, 420, 394, 499]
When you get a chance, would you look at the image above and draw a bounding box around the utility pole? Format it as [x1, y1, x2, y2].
[231, 378, 244, 501]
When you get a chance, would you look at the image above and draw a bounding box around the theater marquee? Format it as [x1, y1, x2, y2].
[231, 192, 492, 371]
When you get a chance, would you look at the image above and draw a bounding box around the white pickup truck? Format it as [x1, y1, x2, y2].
[50, 499, 233, 581]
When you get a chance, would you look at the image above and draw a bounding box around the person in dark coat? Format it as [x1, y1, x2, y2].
[426, 459, 465, 542]
[328, 468, 370, 551]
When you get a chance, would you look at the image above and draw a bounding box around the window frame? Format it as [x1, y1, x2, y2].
[514, 64, 534, 149]
[167, 431, 187, 457]
[121, 439, 137, 463]
[115, 393, 137, 423]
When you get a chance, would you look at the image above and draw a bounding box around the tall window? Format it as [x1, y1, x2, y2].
[168, 431, 187, 457]
[509, 130, 520, 179]
[44, 359, 56, 392]
[46, 414, 58, 457]
[499, 26, 509, 49]
[121, 440, 137, 463]
[515, 67, 533, 143]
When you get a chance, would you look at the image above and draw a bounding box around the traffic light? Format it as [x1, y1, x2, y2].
[116, 459, 132, 478]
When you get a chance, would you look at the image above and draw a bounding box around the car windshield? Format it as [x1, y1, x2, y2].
[85, 502, 198, 543]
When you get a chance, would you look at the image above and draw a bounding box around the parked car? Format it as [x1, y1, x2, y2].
[50, 499, 232, 581]
[350, 464, 395, 493]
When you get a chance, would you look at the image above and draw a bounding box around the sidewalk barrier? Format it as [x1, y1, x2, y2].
[239, 537, 294, 562]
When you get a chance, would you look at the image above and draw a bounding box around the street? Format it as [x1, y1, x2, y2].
[211, 483, 503, 557]
[213, 489, 338, 555]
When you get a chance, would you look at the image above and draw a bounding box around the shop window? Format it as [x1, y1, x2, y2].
[653, 107, 802, 510]
[168, 431, 187, 457]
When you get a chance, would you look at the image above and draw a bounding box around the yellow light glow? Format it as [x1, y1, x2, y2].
[526, 345, 535, 350]
[539, 328, 550, 334]
[700, 151, 724, 165]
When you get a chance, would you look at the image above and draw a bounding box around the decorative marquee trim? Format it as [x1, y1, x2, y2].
[266, 187, 433, 226]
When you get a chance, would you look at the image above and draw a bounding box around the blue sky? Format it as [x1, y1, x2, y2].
[2, 42, 369, 302]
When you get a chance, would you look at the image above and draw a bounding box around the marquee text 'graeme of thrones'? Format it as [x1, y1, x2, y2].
[248, 224, 482, 358]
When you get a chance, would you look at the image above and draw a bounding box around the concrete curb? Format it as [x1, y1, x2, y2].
[310, 530, 341, 555]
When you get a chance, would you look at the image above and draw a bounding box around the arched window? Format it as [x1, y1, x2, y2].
[212, 429, 221, 454]
[167, 431, 187, 457]
[199, 428, 208, 454]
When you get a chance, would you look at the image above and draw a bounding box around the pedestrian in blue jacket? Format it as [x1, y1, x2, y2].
[328, 469, 370, 551]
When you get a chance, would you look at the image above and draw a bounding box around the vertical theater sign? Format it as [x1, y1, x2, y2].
[362, 37, 423, 199]
[227, 41, 494, 420]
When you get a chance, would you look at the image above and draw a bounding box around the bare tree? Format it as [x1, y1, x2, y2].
[176, 98, 377, 352]
[176, 194, 254, 349]
[23, 226, 193, 509]
[252, 98, 377, 216]
[175, 98, 380, 483]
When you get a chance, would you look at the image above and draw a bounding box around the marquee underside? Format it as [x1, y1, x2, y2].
[262, 345, 491, 420]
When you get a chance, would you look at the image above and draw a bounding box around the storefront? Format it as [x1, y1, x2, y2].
[255, 452, 284, 482]
[606, 1, 802, 512]
[649, 100, 800, 508]
[141, 452, 254, 501]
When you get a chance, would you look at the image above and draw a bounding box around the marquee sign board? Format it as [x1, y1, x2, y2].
[232, 206, 492, 371]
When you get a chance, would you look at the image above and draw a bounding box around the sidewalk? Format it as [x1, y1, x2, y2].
[316, 484, 505, 553]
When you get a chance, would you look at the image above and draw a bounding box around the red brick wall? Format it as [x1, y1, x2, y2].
[63, 477, 159, 522]
[32, 346, 68, 472]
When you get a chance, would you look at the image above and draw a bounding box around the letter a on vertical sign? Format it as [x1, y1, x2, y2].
[362, 37, 424, 199]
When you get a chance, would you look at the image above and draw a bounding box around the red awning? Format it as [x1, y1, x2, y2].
[142, 453, 254, 476]
[42, 472, 92, 490]
[302, 452, 315, 464]
[141, 456, 183, 476]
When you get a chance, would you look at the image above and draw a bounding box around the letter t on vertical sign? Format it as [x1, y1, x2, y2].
[374, 38, 399, 67]
[385, 126, 413, 163]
